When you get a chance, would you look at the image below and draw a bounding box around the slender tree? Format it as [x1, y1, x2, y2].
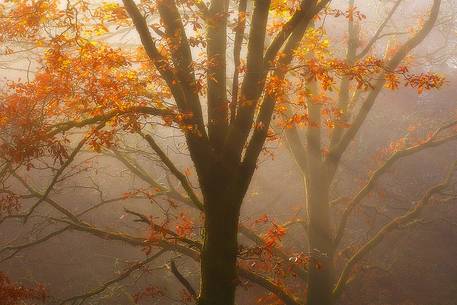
[275, 1, 457, 304]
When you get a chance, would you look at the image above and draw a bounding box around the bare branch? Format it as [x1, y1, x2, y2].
[333, 160, 457, 298]
[59, 250, 168, 305]
[168, 260, 197, 299]
[355, 0, 403, 60]
[334, 120, 457, 246]
[141, 133, 204, 211]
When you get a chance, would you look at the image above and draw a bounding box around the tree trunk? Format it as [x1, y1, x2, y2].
[198, 182, 242, 305]
[306, 174, 335, 305]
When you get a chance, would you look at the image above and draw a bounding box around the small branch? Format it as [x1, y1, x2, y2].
[24, 132, 91, 222]
[141, 133, 204, 211]
[0, 226, 70, 262]
[8, 173, 80, 224]
[333, 160, 457, 298]
[239, 224, 308, 280]
[355, 0, 403, 60]
[124, 208, 202, 250]
[59, 250, 167, 305]
[334, 120, 457, 246]
[168, 260, 197, 299]
[238, 268, 302, 305]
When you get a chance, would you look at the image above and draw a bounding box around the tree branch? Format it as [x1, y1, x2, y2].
[333, 160, 457, 298]
[334, 120, 457, 246]
[168, 260, 197, 299]
[326, 0, 442, 176]
[141, 133, 204, 211]
[59, 249, 168, 305]
[355, 0, 403, 60]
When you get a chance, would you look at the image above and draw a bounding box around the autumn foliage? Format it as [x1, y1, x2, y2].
[0, 273, 46, 305]
[0, 1, 445, 169]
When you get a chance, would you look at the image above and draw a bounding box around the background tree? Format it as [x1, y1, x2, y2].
[266, 0, 457, 304]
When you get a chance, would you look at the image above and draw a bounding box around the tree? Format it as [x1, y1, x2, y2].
[0, 1, 454, 305]
[271, 0, 457, 304]
[0, 1, 331, 304]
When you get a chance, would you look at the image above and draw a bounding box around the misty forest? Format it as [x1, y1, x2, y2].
[1, 0, 457, 305]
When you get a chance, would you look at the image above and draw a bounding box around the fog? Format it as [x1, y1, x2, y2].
[1, 1, 457, 305]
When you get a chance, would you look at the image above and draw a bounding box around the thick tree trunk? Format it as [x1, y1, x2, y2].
[306, 175, 335, 305]
[198, 183, 242, 305]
